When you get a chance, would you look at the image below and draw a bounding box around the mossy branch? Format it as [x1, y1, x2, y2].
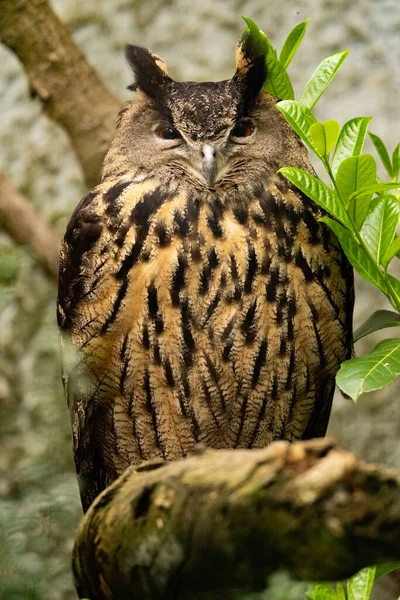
[73, 438, 400, 600]
[0, 0, 120, 187]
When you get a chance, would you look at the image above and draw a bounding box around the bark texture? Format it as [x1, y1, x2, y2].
[0, 172, 61, 277]
[0, 0, 120, 187]
[73, 439, 400, 600]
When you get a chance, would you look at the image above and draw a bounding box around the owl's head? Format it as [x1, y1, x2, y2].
[102, 31, 311, 187]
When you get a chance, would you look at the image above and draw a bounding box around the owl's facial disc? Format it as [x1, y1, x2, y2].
[153, 116, 259, 186]
[153, 123, 222, 186]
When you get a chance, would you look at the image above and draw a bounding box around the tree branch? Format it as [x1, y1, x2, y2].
[73, 439, 400, 600]
[0, 0, 121, 187]
[0, 172, 61, 277]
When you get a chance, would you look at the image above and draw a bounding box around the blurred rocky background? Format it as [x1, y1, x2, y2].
[0, 1, 399, 598]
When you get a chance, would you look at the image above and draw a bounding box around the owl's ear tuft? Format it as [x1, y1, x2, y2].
[232, 30, 268, 113]
[125, 45, 170, 97]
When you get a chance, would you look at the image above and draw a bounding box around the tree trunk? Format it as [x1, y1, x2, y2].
[0, 0, 120, 187]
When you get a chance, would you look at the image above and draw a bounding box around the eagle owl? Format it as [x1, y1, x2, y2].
[58, 31, 354, 511]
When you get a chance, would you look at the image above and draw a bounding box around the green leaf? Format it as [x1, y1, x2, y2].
[360, 195, 400, 264]
[278, 168, 352, 229]
[374, 562, 400, 580]
[309, 120, 340, 157]
[276, 100, 322, 158]
[336, 154, 376, 204]
[241, 17, 294, 100]
[241, 17, 270, 55]
[309, 123, 326, 155]
[382, 236, 400, 268]
[298, 50, 349, 109]
[337, 338, 400, 401]
[368, 132, 394, 178]
[277, 99, 317, 127]
[335, 154, 376, 227]
[279, 19, 309, 68]
[319, 218, 386, 292]
[392, 142, 400, 180]
[353, 310, 400, 342]
[350, 182, 400, 199]
[347, 567, 376, 600]
[335, 582, 346, 600]
[264, 55, 295, 100]
[386, 274, 400, 308]
[306, 583, 338, 599]
[331, 117, 372, 175]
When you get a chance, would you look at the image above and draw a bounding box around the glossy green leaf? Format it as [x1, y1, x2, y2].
[353, 310, 400, 342]
[335, 582, 346, 600]
[298, 50, 349, 109]
[368, 132, 393, 178]
[241, 17, 294, 100]
[382, 236, 400, 268]
[279, 19, 309, 68]
[337, 338, 400, 401]
[308, 122, 326, 156]
[347, 566, 376, 600]
[263, 55, 295, 100]
[241, 17, 270, 55]
[336, 154, 376, 203]
[279, 168, 352, 229]
[360, 195, 399, 263]
[335, 154, 376, 227]
[374, 562, 400, 580]
[309, 120, 340, 156]
[276, 100, 321, 158]
[331, 117, 372, 175]
[350, 182, 400, 199]
[306, 583, 338, 599]
[319, 218, 386, 292]
[277, 99, 317, 127]
[387, 274, 400, 309]
[392, 142, 400, 180]
[323, 119, 340, 153]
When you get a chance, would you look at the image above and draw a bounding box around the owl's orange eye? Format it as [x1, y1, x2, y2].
[230, 119, 255, 139]
[155, 125, 182, 140]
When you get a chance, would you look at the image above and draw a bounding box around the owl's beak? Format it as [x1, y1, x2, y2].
[201, 144, 217, 186]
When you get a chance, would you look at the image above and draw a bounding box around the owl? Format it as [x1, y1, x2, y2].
[57, 31, 354, 512]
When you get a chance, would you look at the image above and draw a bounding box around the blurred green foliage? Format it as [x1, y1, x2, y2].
[0, 241, 81, 600]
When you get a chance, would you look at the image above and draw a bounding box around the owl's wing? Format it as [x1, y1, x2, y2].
[301, 377, 335, 439]
[301, 245, 354, 440]
[58, 189, 102, 511]
[57, 181, 133, 511]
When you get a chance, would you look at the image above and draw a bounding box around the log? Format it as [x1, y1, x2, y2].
[73, 438, 400, 600]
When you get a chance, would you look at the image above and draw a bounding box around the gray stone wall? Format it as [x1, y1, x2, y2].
[0, 1, 399, 598]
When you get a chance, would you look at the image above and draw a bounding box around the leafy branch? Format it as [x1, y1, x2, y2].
[307, 564, 400, 600]
[241, 17, 400, 600]
[241, 17, 400, 405]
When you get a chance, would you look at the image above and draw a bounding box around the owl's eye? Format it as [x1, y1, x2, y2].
[155, 125, 182, 140]
[230, 119, 255, 139]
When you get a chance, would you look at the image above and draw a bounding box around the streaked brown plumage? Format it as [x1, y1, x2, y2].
[58, 33, 354, 511]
